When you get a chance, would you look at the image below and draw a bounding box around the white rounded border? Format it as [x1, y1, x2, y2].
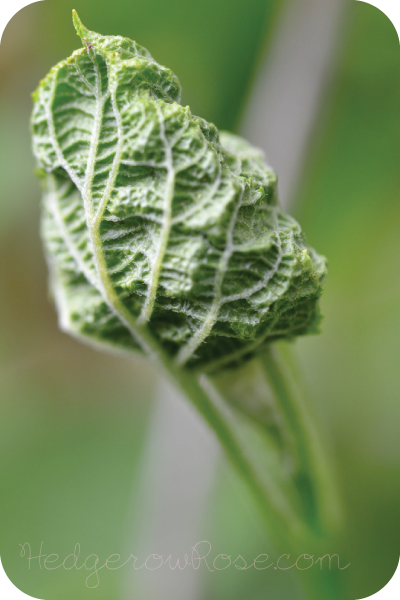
[0, 557, 43, 599]
[0, 0, 44, 44]
[356, 0, 400, 42]
[356, 557, 400, 599]
[0, 0, 398, 598]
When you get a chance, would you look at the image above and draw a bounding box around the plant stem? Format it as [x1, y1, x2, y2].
[167, 366, 308, 550]
[153, 340, 345, 598]
[259, 345, 341, 537]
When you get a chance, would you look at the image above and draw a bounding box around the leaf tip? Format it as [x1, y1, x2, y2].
[72, 10, 88, 40]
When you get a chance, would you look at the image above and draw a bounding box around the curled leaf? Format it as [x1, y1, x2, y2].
[31, 12, 327, 370]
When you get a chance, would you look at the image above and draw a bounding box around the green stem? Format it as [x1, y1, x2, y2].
[150, 340, 346, 599]
[259, 345, 341, 538]
[168, 360, 345, 600]
[167, 367, 308, 549]
[299, 567, 345, 600]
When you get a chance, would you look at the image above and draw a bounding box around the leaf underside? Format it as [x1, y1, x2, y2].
[31, 12, 327, 370]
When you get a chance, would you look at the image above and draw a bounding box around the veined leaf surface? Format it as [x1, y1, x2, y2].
[31, 12, 327, 370]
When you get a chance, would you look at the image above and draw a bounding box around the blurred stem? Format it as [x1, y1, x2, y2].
[259, 345, 341, 537]
[165, 344, 345, 599]
[233, 0, 289, 132]
[153, 334, 344, 598]
[299, 568, 345, 600]
[170, 366, 308, 549]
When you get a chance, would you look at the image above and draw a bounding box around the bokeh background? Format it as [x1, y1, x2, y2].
[0, 1, 399, 598]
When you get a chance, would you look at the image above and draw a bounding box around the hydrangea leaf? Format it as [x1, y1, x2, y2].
[31, 12, 327, 371]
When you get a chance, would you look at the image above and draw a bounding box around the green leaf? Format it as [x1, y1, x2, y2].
[31, 11, 327, 370]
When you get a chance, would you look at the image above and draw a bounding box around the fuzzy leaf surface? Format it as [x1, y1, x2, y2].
[31, 12, 327, 370]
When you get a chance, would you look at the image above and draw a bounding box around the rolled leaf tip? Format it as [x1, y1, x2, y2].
[72, 10, 88, 40]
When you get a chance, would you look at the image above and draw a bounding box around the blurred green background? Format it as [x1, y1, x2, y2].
[0, 1, 399, 599]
